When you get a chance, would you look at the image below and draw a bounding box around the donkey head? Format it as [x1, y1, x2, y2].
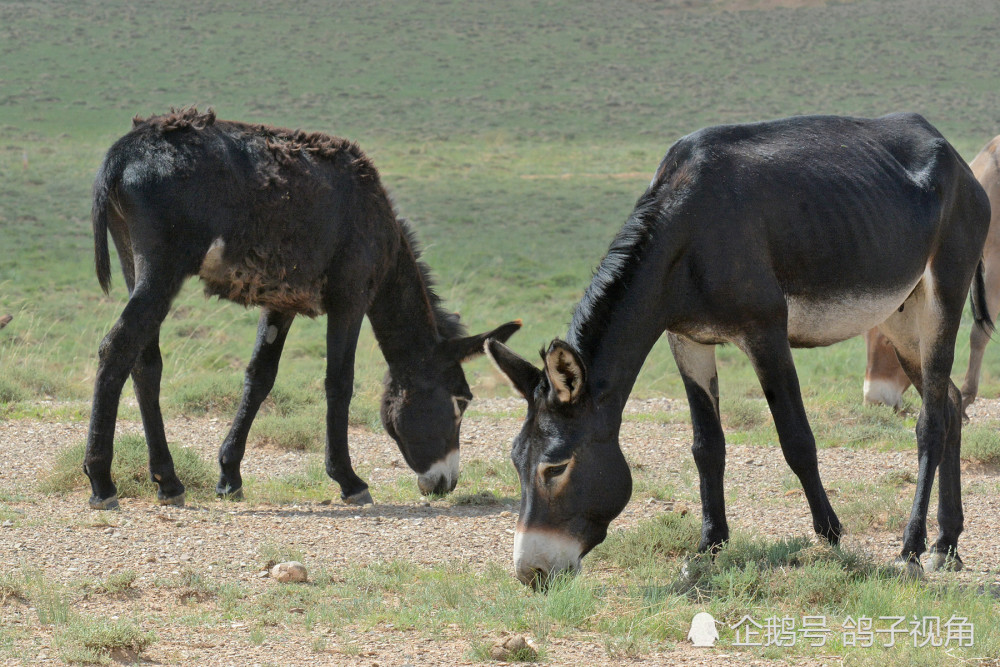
[487, 338, 632, 587]
[381, 320, 522, 496]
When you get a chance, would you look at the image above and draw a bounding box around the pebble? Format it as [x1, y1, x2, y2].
[270, 561, 308, 583]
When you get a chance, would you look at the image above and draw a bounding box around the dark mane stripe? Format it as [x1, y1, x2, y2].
[567, 188, 662, 356]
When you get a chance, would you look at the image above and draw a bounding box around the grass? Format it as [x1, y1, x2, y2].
[55, 617, 155, 665]
[2, 0, 1000, 424]
[961, 423, 1000, 466]
[9, 531, 992, 664]
[85, 571, 138, 597]
[3, 0, 1000, 662]
[39, 432, 216, 501]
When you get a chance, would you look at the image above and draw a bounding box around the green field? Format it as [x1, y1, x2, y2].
[2, 0, 1000, 663]
[3, 0, 1000, 417]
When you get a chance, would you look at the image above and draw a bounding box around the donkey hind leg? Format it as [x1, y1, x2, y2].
[740, 330, 842, 544]
[132, 331, 185, 505]
[216, 309, 295, 499]
[878, 290, 964, 573]
[668, 334, 728, 551]
[323, 311, 370, 504]
[85, 284, 177, 509]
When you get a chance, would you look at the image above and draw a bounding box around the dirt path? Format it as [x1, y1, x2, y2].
[2, 399, 999, 665]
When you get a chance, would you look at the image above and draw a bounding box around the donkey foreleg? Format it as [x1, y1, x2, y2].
[323, 312, 370, 504]
[216, 309, 295, 498]
[928, 382, 965, 571]
[741, 331, 842, 544]
[668, 334, 729, 551]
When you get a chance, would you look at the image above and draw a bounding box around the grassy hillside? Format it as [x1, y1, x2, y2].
[1, 0, 999, 423]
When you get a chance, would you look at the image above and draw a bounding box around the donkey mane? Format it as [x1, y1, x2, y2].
[133, 106, 217, 132]
[568, 189, 662, 356]
[132, 106, 379, 182]
[398, 219, 466, 341]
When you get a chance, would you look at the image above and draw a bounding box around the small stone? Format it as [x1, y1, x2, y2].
[489, 635, 536, 661]
[270, 561, 308, 583]
[688, 611, 719, 646]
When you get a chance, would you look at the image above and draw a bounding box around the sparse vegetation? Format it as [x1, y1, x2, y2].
[39, 433, 216, 500]
[55, 617, 155, 665]
[961, 424, 1000, 466]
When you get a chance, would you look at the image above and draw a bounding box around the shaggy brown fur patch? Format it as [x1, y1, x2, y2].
[133, 106, 217, 132]
[131, 106, 378, 181]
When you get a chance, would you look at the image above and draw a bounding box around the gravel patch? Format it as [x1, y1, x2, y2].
[2, 397, 999, 665]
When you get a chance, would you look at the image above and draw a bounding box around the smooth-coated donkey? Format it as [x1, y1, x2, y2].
[488, 113, 991, 586]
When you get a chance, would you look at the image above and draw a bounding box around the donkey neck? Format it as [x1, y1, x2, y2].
[566, 198, 677, 414]
[367, 229, 453, 369]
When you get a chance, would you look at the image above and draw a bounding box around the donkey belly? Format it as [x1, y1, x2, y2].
[197, 238, 328, 316]
[785, 284, 917, 348]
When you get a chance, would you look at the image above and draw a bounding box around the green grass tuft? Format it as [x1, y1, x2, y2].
[39, 433, 216, 500]
[961, 424, 1000, 466]
[55, 617, 154, 665]
[170, 376, 243, 416]
[593, 512, 700, 570]
[250, 412, 324, 452]
[87, 571, 138, 597]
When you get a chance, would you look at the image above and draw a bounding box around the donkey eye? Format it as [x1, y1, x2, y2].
[542, 462, 569, 481]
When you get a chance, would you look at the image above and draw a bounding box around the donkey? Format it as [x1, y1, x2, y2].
[87, 108, 520, 510]
[864, 135, 1000, 416]
[487, 113, 992, 586]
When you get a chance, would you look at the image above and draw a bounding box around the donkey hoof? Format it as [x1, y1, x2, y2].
[343, 488, 374, 506]
[891, 557, 925, 580]
[927, 551, 964, 572]
[89, 495, 120, 511]
[216, 485, 244, 501]
[673, 554, 712, 593]
[157, 491, 186, 507]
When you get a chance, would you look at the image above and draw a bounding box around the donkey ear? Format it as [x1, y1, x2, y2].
[485, 338, 543, 400]
[544, 340, 587, 405]
[443, 319, 523, 363]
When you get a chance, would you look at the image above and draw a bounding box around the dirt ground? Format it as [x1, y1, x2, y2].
[1, 398, 999, 666]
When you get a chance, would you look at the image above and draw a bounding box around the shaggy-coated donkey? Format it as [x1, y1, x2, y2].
[87, 108, 519, 510]
[488, 113, 991, 586]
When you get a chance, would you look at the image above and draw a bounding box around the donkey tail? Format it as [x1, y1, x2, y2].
[91, 153, 127, 295]
[970, 258, 995, 338]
